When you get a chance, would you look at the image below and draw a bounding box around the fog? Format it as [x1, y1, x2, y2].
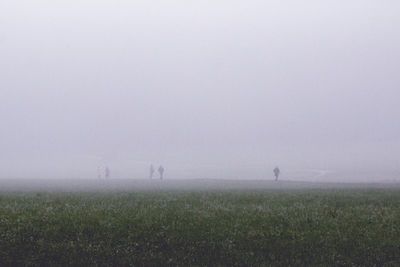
[1, 0, 399, 182]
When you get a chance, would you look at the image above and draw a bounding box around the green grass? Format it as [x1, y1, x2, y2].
[1, 189, 399, 266]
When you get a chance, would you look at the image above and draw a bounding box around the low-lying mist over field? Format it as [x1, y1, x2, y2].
[1, 0, 399, 183]
[1, 178, 400, 193]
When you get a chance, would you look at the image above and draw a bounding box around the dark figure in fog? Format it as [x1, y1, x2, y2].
[158, 165, 165, 180]
[105, 167, 110, 179]
[273, 166, 280, 181]
[149, 164, 155, 179]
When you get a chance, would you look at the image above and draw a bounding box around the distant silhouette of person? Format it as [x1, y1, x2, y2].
[105, 167, 110, 179]
[158, 165, 164, 180]
[273, 166, 280, 181]
[149, 164, 155, 179]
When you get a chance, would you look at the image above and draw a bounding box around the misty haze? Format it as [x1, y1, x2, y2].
[1, 0, 399, 182]
[1, 1, 400, 266]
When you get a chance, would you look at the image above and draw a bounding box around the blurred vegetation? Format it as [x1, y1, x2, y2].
[0, 189, 399, 266]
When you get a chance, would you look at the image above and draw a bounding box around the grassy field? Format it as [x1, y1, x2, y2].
[1, 185, 399, 266]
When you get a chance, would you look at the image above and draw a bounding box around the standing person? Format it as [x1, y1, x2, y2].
[149, 164, 155, 179]
[273, 166, 280, 181]
[158, 165, 165, 180]
[105, 166, 110, 179]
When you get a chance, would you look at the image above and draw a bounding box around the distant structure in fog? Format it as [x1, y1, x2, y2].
[273, 166, 280, 181]
[105, 167, 110, 179]
[158, 165, 164, 180]
[149, 164, 155, 179]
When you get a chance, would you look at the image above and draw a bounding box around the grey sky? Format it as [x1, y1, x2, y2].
[1, 1, 399, 179]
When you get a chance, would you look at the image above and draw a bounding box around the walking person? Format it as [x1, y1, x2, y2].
[149, 164, 155, 179]
[158, 165, 165, 180]
[105, 166, 110, 179]
[273, 166, 280, 181]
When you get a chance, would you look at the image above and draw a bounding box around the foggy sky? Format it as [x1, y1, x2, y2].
[1, 0, 399, 179]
